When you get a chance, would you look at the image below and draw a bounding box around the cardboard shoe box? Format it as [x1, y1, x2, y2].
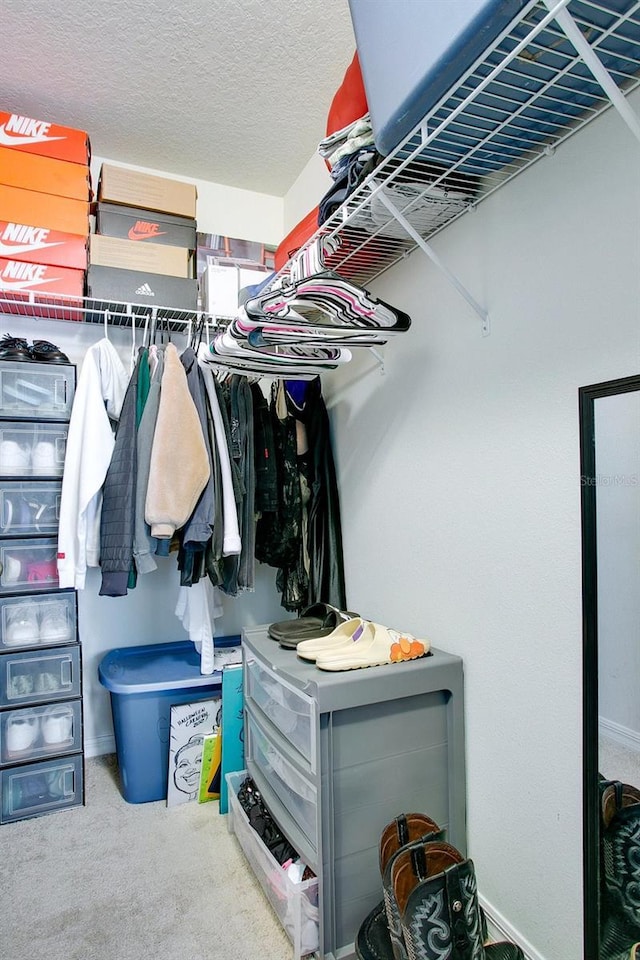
[90, 234, 193, 279]
[0, 257, 84, 297]
[0, 111, 90, 165]
[0, 146, 91, 201]
[96, 202, 196, 251]
[98, 164, 197, 219]
[0, 220, 87, 270]
[0, 184, 90, 236]
[86, 264, 198, 311]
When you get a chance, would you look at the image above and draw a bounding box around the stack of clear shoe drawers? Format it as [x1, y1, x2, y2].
[0, 359, 84, 824]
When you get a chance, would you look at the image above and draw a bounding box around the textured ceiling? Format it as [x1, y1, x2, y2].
[0, 0, 356, 196]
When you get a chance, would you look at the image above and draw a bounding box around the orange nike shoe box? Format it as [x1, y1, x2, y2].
[0, 257, 84, 298]
[0, 111, 90, 165]
[0, 221, 88, 270]
[0, 146, 91, 201]
[0, 184, 90, 237]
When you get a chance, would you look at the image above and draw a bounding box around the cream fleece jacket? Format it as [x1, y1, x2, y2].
[146, 343, 210, 538]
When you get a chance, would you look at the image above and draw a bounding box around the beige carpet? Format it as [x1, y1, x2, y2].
[0, 754, 292, 960]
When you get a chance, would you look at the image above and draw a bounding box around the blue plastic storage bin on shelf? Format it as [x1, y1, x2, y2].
[98, 637, 240, 804]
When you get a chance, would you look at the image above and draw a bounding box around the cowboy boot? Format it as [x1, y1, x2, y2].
[357, 815, 493, 960]
[392, 840, 525, 960]
[356, 813, 444, 960]
[600, 781, 640, 957]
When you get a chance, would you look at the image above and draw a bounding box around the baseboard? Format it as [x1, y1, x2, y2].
[84, 735, 115, 759]
[479, 893, 547, 960]
[599, 715, 640, 752]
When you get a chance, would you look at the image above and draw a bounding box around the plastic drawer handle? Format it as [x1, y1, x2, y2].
[63, 768, 75, 796]
[54, 378, 67, 407]
[60, 658, 73, 686]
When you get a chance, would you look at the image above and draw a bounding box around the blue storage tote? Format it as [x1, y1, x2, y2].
[98, 637, 240, 804]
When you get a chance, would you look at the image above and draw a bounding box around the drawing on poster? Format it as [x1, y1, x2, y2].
[167, 698, 221, 807]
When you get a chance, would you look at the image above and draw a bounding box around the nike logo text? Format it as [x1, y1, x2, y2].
[128, 221, 166, 241]
[0, 260, 58, 290]
[0, 223, 61, 257]
[0, 114, 65, 146]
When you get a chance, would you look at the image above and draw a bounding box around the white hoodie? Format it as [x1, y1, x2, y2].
[57, 339, 128, 589]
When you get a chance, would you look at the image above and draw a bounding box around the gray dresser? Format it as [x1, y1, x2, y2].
[240, 624, 467, 960]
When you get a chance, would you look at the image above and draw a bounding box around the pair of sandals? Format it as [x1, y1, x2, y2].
[0, 335, 69, 364]
[268, 601, 359, 649]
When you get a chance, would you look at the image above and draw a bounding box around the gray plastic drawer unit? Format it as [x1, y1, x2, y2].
[241, 626, 466, 960]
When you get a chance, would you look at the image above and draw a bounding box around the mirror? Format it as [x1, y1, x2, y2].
[581, 375, 640, 960]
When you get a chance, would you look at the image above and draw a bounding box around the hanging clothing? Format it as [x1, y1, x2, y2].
[198, 348, 242, 557]
[57, 338, 128, 590]
[133, 347, 165, 575]
[226, 375, 256, 594]
[98, 350, 142, 597]
[145, 342, 210, 540]
[174, 579, 223, 676]
[179, 346, 215, 548]
[255, 381, 307, 611]
[286, 377, 347, 611]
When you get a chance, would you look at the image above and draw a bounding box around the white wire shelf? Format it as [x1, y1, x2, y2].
[0, 0, 638, 335]
[0, 288, 225, 332]
[275, 0, 640, 290]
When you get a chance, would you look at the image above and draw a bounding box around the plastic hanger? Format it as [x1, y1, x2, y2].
[245, 270, 411, 334]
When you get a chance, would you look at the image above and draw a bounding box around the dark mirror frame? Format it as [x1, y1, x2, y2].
[580, 373, 640, 960]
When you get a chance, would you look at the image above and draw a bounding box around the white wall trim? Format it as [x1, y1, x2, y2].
[85, 735, 115, 759]
[599, 716, 640, 753]
[479, 893, 547, 960]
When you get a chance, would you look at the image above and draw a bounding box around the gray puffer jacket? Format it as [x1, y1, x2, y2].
[99, 354, 139, 597]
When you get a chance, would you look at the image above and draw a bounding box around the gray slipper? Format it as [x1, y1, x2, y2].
[268, 603, 359, 648]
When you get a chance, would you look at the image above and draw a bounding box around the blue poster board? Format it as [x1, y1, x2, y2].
[219, 663, 244, 814]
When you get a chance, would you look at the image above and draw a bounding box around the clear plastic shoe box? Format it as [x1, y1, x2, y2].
[0, 753, 83, 823]
[227, 770, 319, 960]
[0, 361, 75, 420]
[0, 537, 60, 593]
[0, 645, 81, 708]
[0, 421, 68, 477]
[0, 592, 77, 650]
[0, 699, 82, 765]
[0, 480, 62, 536]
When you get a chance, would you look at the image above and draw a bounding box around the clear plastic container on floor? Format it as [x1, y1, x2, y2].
[0, 753, 83, 823]
[227, 770, 319, 960]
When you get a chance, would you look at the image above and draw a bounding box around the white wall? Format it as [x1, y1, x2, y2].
[282, 151, 332, 235]
[310, 93, 640, 960]
[0, 166, 288, 757]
